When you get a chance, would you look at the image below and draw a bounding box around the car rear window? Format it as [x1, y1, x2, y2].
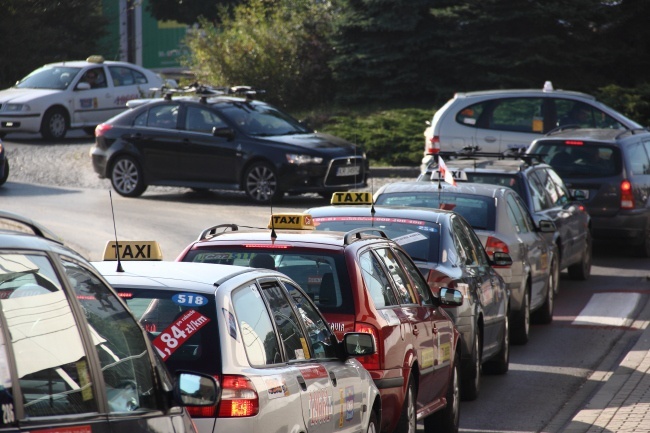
[312, 216, 441, 264]
[182, 249, 353, 314]
[115, 288, 222, 375]
[533, 141, 622, 178]
[464, 172, 524, 197]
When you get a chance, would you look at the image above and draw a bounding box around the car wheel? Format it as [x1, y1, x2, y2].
[41, 107, 68, 140]
[510, 285, 530, 345]
[424, 353, 460, 433]
[110, 156, 147, 197]
[550, 250, 561, 296]
[533, 269, 554, 324]
[460, 328, 481, 401]
[366, 410, 379, 433]
[0, 159, 8, 186]
[243, 162, 282, 203]
[394, 375, 416, 433]
[568, 232, 592, 280]
[484, 313, 509, 374]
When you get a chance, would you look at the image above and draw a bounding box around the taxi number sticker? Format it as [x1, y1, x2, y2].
[172, 293, 208, 307]
[393, 232, 428, 246]
[153, 310, 210, 361]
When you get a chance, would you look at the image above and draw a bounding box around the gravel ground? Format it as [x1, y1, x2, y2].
[5, 143, 417, 193]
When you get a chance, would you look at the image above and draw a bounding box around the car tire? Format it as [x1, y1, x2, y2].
[0, 159, 8, 186]
[110, 156, 147, 197]
[533, 270, 554, 325]
[510, 286, 530, 345]
[424, 353, 460, 433]
[366, 410, 379, 433]
[484, 313, 509, 375]
[243, 162, 282, 203]
[460, 328, 481, 401]
[41, 107, 68, 140]
[550, 250, 561, 296]
[394, 375, 416, 433]
[568, 232, 592, 280]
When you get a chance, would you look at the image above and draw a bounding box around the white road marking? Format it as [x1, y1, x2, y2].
[572, 292, 641, 327]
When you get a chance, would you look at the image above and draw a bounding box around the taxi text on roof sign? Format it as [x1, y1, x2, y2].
[330, 192, 373, 205]
[268, 213, 315, 230]
[103, 241, 163, 261]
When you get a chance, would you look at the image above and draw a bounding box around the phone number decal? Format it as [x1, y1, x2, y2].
[152, 309, 210, 360]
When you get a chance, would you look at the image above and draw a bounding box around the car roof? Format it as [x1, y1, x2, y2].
[453, 88, 595, 101]
[308, 204, 454, 223]
[43, 59, 145, 69]
[376, 181, 506, 199]
[191, 228, 362, 247]
[92, 260, 281, 294]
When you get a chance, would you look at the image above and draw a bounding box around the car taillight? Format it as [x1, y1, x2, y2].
[485, 236, 509, 267]
[95, 123, 112, 137]
[186, 375, 259, 418]
[621, 180, 634, 210]
[425, 136, 441, 155]
[354, 322, 381, 371]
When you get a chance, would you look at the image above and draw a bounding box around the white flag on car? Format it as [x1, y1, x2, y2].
[438, 157, 457, 186]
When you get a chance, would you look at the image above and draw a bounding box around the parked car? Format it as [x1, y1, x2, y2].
[90, 85, 368, 203]
[0, 211, 218, 433]
[307, 195, 512, 401]
[528, 128, 650, 257]
[93, 251, 381, 433]
[371, 182, 558, 345]
[421, 81, 643, 169]
[176, 213, 464, 433]
[420, 153, 592, 280]
[0, 56, 164, 139]
[0, 138, 8, 186]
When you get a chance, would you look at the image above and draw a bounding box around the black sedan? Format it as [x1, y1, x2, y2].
[90, 93, 367, 202]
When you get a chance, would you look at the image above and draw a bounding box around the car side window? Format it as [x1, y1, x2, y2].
[488, 98, 544, 133]
[547, 169, 572, 204]
[528, 170, 553, 211]
[628, 141, 650, 175]
[555, 99, 625, 129]
[394, 249, 433, 305]
[108, 66, 146, 86]
[147, 104, 179, 129]
[534, 169, 569, 206]
[455, 103, 484, 127]
[62, 260, 164, 413]
[375, 248, 417, 305]
[359, 250, 399, 308]
[232, 283, 283, 365]
[0, 253, 99, 417]
[282, 281, 338, 359]
[506, 192, 531, 234]
[185, 106, 228, 134]
[451, 217, 479, 266]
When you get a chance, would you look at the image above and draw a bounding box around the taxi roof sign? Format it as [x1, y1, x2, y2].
[268, 213, 315, 230]
[103, 241, 163, 261]
[330, 192, 373, 205]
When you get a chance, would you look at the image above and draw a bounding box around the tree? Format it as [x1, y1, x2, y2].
[0, 0, 108, 88]
[146, 0, 240, 25]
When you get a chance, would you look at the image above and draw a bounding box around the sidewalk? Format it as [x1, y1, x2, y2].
[562, 305, 650, 433]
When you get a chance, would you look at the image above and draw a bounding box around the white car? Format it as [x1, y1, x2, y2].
[0, 56, 164, 139]
[93, 253, 381, 433]
[421, 81, 643, 170]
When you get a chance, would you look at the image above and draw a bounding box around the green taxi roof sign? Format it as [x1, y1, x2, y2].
[103, 241, 163, 261]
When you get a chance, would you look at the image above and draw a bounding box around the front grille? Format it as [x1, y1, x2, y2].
[324, 156, 366, 187]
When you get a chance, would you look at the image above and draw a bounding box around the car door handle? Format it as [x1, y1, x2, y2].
[329, 371, 337, 387]
[484, 136, 497, 143]
[412, 324, 419, 336]
[296, 375, 307, 391]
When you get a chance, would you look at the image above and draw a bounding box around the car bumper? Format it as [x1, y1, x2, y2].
[369, 369, 406, 433]
[591, 212, 649, 245]
[278, 158, 368, 193]
[0, 113, 42, 135]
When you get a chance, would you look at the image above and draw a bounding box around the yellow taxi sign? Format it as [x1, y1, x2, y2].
[330, 191, 373, 205]
[268, 213, 315, 230]
[103, 241, 163, 261]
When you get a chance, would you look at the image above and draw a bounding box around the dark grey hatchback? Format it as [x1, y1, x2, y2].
[0, 211, 218, 433]
[90, 89, 367, 203]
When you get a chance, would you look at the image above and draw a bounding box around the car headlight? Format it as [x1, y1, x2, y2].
[4, 103, 30, 112]
[286, 153, 324, 165]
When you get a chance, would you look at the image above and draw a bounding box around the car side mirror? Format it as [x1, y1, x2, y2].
[538, 220, 557, 233]
[76, 82, 91, 91]
[490, 251, 513, 267]
[342, 332, 375, 358]
[438, 287, 463, 306]
[174, 371, 220, 407]
[212, 126, 235, 140]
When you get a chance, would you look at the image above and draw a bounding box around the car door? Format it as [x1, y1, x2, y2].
[74, 66, 120, 125]
[281, 280, 369, 433]
[107, 65, 153, 108]
[179, 105, 239, 184]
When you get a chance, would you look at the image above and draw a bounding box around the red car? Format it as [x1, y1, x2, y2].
[177, 213, 464, 433]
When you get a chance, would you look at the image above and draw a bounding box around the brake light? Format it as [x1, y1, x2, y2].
[243, 244, 290, 249]
[485, 236, 509, 255]
[186, 375, 258, 418]
[425, 136, 441, 155]
[621, 180, 634, 209]
[565, 140, 584, 146]
[95, 123, 112, 137]
[354, 323, 381, 370]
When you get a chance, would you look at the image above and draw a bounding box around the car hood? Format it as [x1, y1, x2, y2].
[257, 132, 361, 154]
[0, 87, 61, 104]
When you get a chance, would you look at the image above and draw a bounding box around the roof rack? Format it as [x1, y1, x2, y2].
[427, 148, 544, 170]
[198, 223, 239, 241]
[160, 83, 266, 103]
[0, 210, 63, 244]
[343, 228, 387, 245]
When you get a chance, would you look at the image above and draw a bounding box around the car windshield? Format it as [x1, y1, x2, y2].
[16, 66, 82, 90]
[374, 193, 496, 231]
[182, 249, 353, 314]
[216, 102, 311, 137]
[534, 142, 622, 178]
[312, 216, 441, 263]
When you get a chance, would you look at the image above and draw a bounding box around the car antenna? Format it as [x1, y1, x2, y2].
[109, 190, 124, 272]
[269, 197, 277, 242]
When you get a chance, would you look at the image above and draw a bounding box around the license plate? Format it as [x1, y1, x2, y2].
[336, 166, 361, 176]
[570, 189, 590, 200]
